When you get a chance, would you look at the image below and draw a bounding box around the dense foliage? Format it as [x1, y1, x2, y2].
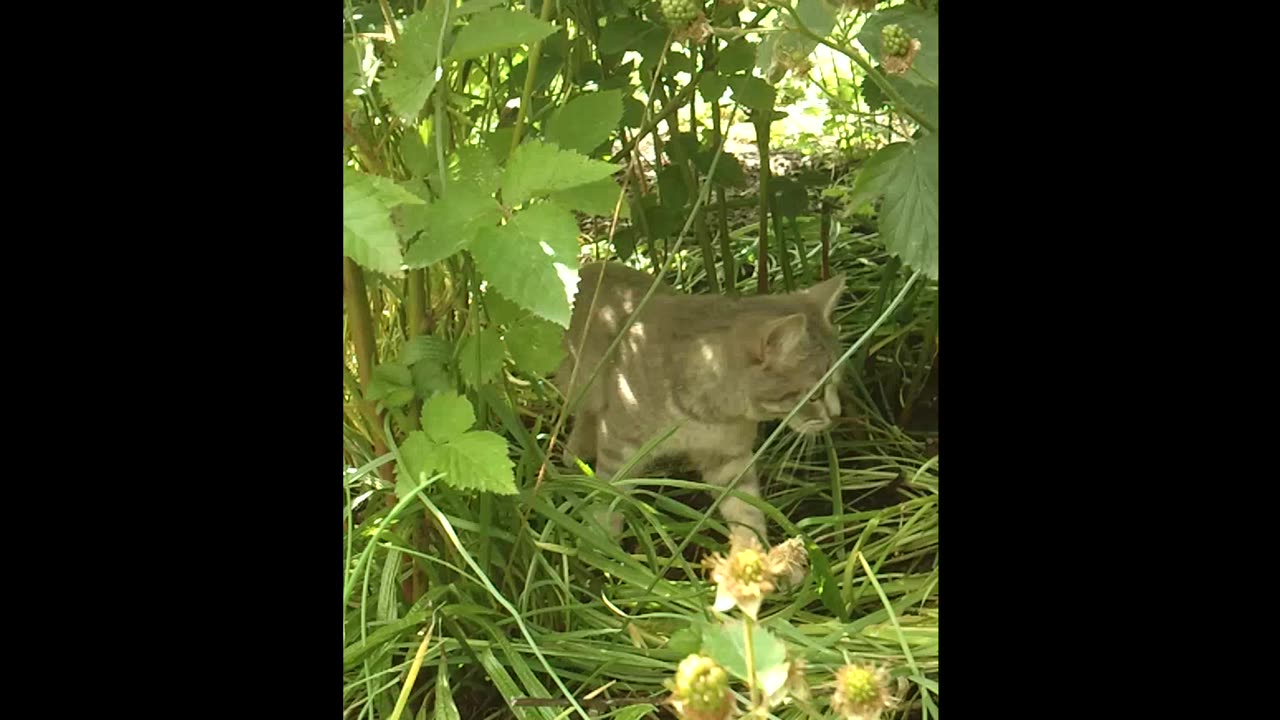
[343, 0, 937, 717]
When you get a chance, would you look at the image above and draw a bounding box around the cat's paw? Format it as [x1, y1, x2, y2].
[729, 525, 767, 550]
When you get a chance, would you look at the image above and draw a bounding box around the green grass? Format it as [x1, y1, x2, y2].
[343, 228, 939, 719]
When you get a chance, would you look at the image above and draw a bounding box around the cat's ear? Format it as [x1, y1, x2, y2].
[804, 274, 846, 320]
[752, 313, 808, 366]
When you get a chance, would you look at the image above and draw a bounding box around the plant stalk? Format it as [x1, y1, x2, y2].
[754, 113, 771, 294]
[507, 0, 557, 157]
[708, 83, 735, 294]
[769, 195, 793, 291]
[744, 617, 761, 708]
[343, 258, 395, 484]
[820, 200, 831, 279]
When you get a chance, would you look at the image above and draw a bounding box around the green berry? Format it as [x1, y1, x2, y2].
[672, 655, 730, 712]
[881, 24, 911, 57]
[659, 0, 702, 27]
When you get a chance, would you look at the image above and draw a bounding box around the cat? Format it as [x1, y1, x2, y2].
[555, 261, 846, 546]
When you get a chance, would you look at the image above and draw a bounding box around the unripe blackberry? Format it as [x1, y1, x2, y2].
[666, 654, 733, 720]
[659, 0, 703, 28]
[881, 24, 911, 57]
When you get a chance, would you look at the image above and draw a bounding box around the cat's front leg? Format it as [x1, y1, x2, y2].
[698, 454, 768, 546]
[591, 429, 645, 539]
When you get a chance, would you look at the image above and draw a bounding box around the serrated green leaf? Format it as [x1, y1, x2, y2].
[509, 52, 563, 97]
[505, 316, 565, 375]
[457, 327, 505, 388]
[545, 90, 623, 156]
[381, 2, 448, 121]
[366, 173, 426, 206]
[373, 362, 412, 388]
[666, 132, 700, 163]
[878, 133, 938, 278]
[621, 96, 646, 128]
[448, 9, 558, 61]
[398, 431, 436, 490]
[656, 165, 689, 209]
[642, 197, 683, 240]
[698, 73, 728, 105]
[385, 387, 416, 408]
[771, 177, 808, 218]
[718, 39, 756, 74]
[598, 17, 661, 55]
[450, 144, 502, 193]
[598, 61, 633, 91]
[421, 392, 476, 444]
[847, 142, 910, 211]
[861, 72, 889, 110]
[729, 76, 775, 113]
[400, 123, 434, 178]
[550, 178, 630, 218]
[693, 149, 747, 189]
[666, 625, 703, 657]
[482, 128, 516, 162]
[636, 32, 673, 76]
[398, 336, 451, 367]
[456, 0, 504, 16]
[366, 362, 413, 403]
[661, 53, 693, 75]
[404, 181, 502, 268]
[795, 0, 838, 37]
[428, 431, 517, 494]
[413, 360, 453, 397]
[612, 226, 637, 262]
[702, 620, 788, 683]
[345, 169, 422, 276]
[483, 290, 527, 326]
[501, 139, 619, 207]
[890, 76, 939, 128]
[470, 203, 580, 327]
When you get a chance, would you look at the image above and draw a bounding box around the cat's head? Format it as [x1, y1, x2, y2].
[739, 274, 846, 434]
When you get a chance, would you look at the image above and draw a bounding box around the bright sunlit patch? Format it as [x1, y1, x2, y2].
[617, 374, 637, 406]
[539, 241, 555, 257]
[351, 490, 374, 510]
[555, 263, 580, 308]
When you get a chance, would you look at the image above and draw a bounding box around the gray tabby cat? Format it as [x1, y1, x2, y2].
[555, 262, 846, 545]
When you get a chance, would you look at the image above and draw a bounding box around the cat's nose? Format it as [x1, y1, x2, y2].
[807, 402, 833, 431]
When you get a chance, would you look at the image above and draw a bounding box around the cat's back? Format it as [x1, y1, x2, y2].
[569, 262, 671, 338]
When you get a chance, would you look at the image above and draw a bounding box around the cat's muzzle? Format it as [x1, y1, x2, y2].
[785, 386, 842, 434]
